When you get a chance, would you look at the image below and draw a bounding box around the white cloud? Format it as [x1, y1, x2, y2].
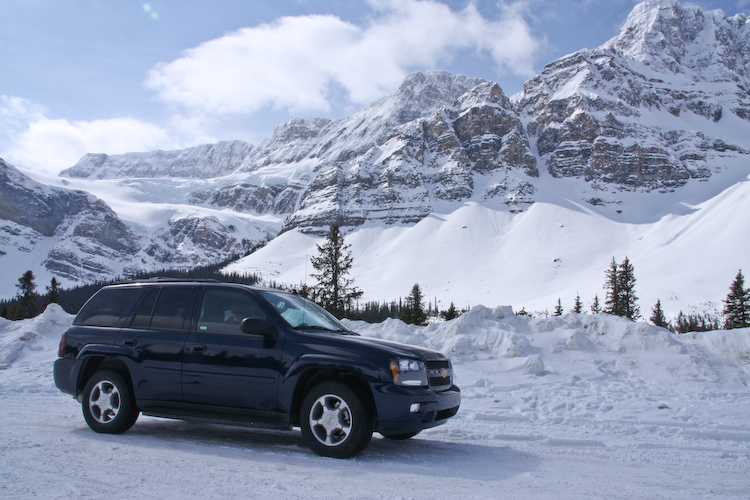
[145, 0, 541, 116]
[0, 96, 213, 174]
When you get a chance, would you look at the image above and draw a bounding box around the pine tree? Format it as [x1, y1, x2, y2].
[572, 293, 583, 314]
[650, 299, 667, 328]
[723, 270, 750, 329]
[553, 298, 563, 316]
[441, 302, 459, 321]
[46, 277, 62, 304]
[309, 225, 363, 318]
[15, 270, 37, 319]
[400, 284, 427, 325]
[603, 257, 620, 315]
[590, 294, 601, 314]
[617, 257, 640, 320]
[602, 257, 640, 320]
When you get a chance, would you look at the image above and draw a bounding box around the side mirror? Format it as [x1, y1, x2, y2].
[240, 318, 278, 340]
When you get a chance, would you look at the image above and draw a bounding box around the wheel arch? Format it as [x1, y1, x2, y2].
[290, 367, 376, 427]
[76, 356, 134, 403]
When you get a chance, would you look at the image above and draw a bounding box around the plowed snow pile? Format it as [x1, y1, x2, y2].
[1, 304, 749, 499]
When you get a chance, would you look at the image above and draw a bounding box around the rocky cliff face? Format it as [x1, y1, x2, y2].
[518, 0, 749, 197]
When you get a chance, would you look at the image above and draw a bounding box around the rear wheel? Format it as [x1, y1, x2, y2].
[81, 369, 139, 434]
[300, 381, 373, 458]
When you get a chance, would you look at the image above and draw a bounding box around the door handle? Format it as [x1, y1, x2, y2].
[191, 344, 207, 352]
[122, 338, 137, 346]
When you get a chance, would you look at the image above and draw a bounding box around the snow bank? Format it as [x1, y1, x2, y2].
[0, 304, 74, 393]
[344, 305, 750, 394]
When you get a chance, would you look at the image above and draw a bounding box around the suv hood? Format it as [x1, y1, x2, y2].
[335, 333, 449, 361]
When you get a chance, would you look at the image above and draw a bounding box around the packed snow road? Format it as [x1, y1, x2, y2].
[1, 305, 749, 499]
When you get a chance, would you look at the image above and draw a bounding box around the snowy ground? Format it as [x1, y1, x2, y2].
[1, 305, 749, 499]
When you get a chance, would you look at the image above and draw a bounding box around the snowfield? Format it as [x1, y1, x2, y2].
[1, 305, 749, 499]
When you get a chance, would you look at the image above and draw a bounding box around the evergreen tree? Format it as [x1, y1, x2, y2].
[309, 225, 363, 318]
[650, 299, 667, 328]
[15, 270, 37, 319]
[441, 302, 459, 321]
[46, 277, 62, 304]
[617, 257, 640, 320]
[553, 298, 563, 316]
[603, 257, 620, 315]
[603, 257, 640, 320]
[400, 284, 427, 325]
[723, 270, 750, 329]
[590, 294, 601, 314]
[572, 293, 583, 314]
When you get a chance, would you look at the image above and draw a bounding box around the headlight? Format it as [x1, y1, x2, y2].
[390, 358, 428, 387]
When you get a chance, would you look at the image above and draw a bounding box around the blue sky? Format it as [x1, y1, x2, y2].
[1, 0, 746, 174]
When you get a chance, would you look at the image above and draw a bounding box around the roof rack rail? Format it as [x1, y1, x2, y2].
[115, 277, 222, 284]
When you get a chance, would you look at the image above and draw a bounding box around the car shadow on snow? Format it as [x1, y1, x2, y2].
[71, 416, 541, 482]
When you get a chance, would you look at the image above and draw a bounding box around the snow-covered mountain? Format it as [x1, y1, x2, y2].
[0, 158, 274, 290]
[1, 0, 749, 318]
[519, 0, 749, 197]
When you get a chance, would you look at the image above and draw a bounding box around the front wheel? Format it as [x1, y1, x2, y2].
[81, 369, 139, 434]
[300, 381, 373, 458]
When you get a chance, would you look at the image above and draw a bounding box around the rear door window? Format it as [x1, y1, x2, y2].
[126, 287, 194, 331]
[74, 287, 141, 327]
[151, 287, 194, 330]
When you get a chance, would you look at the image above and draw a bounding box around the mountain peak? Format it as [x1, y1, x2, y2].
[605, 0, 748, 79]
[376, 70, 486, 125]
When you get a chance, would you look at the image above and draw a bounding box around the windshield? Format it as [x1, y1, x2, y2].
[258, 290, 352, 333]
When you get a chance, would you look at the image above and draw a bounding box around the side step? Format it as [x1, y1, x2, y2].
[141, 408, 293, 431]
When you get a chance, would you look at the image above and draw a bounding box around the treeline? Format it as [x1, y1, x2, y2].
[546, 258, 750, 333]
[0, 256, 261, 318]
[348, 287, 467, 324]
[292, 281, 467, 324]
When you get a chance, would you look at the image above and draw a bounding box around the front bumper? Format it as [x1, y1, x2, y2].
[372, 383, 461, 436]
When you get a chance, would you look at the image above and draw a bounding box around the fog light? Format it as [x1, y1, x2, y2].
[409, 403, 421, 413]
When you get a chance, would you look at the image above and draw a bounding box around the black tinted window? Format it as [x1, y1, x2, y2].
[150, 287, 194, 330]
[128, 288, 158, 329]
[74, 287, 140, 327]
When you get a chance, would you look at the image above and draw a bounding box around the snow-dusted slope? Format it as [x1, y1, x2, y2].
[1, 305, 748, 498]
[227, 177, 750, 318]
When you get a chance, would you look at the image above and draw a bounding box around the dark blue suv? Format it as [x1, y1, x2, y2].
[54, 280, 460, 458]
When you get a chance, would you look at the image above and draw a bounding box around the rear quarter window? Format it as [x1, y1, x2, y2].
[74, 287, 141, 327]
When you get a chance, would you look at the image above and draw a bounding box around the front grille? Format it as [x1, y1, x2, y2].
[426, 360, 452, 390]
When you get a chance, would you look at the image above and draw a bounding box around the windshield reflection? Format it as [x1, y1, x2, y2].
[259, 290, 354, 334]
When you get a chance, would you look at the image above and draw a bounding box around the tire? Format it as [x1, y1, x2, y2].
[383, 431, 420, 440]
[81, 369, 139, 434]
[300, 381, 373, 458]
